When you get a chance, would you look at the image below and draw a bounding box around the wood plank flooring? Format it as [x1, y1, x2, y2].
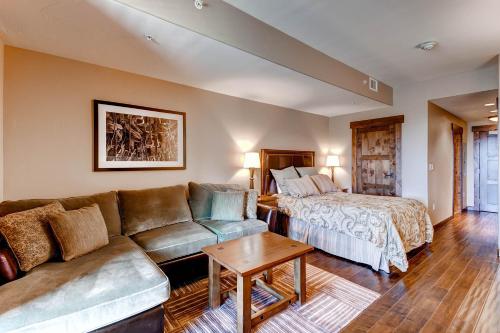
[307, 212, 499, 333]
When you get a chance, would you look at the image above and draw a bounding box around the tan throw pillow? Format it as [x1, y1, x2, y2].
[0, 201, 65, 272]
[310, 174, 339, 193]
[284, 175, 320, 198]
[48, 204, 109, 261]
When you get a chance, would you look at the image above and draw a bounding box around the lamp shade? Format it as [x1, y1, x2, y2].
[326, 155, 340, 167]
[243, 152, 260, 168]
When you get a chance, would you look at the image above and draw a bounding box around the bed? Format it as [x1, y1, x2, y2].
[260, 149, 433, 273]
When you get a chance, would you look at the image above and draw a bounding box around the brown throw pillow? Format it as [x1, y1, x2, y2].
[0, 201, 65, 271]
[48, 204, 109, 261]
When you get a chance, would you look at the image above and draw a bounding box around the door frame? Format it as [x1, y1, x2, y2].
[452, 124, 464, 215]
[472, 124, 497, 211]
[350, 115, 404, 196]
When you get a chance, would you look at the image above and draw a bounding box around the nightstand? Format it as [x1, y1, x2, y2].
[257, 195, 278, 207]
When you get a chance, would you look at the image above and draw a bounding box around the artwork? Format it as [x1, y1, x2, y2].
[94, 100, 185, 171]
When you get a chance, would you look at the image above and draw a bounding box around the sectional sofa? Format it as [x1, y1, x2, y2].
[0, 183, 275, 333]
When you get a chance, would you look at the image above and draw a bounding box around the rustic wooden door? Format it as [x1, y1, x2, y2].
[479, 131, 498, 212]
[351, 116, 403, 196]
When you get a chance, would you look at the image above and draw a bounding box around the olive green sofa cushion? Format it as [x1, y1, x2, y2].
[0, 191, 121, 237]
[131, 221, 217, 263]
[197, 219, 269, 243]
[188, 182, 245, 220]
[118, 185, 193, 236]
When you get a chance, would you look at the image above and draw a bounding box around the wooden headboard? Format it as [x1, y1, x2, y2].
[260, 149, 315, 195]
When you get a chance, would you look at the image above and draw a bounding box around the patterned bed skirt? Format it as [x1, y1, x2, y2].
[288, 217, 390, 273]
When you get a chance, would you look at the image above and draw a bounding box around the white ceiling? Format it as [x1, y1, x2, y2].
[226, 0, 500, 86]
[431, 89, 498, 122]
[0, 0, 386, 117]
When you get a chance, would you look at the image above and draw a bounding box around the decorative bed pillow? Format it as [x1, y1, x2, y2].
[118, 185, 193, 236]
[0, 201, 65, 272]
[295, 167, 320, 177]
[244, 190, 258, 219]
[310, 174, 339, 193]
[284, 175, 320, 198]
[48, 204, 109, 261]
[211, 191, 245, 221]
[270, 166, 300, 195]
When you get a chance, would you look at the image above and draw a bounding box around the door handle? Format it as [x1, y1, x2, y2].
[384, 172, 394, 178]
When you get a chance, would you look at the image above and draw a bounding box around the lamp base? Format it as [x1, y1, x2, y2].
[249, 168, 255, 190]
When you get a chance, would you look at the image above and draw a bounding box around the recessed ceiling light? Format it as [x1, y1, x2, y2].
[194, 0, 204, 10]
[485, 103, 496, 107]
[415, 41, 438, 51]
[488, 115, 498, 122]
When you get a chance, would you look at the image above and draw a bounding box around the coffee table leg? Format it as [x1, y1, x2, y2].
[208, 257, 221, 309]
[237, 274, 252, 333]
[294, 255, 306, 304]
[263, 268, 273, 284]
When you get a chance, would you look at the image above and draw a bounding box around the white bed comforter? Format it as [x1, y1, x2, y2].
[278, 192, 433, 272]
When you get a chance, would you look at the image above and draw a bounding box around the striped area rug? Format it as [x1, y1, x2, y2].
[164, 262, 379, 333]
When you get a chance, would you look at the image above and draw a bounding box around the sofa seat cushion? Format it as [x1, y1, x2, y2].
[131, 221, 217, 263]
[197, 219, 269, 243]
[0, 236, 169, 333]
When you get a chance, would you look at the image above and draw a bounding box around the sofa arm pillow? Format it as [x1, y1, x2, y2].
[119, 185, 193, 236]
[0, 201, 65, 272]
[48, 204, 109, 261]
[0, 247, 18, 282]
[211, 191, 245, 221]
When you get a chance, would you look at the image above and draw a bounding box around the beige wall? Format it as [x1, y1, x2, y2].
[329, 64, 498, 219]
[427, 102, 466, 224]
[3, 47, 329, 200]
[0, 39, 4, 201]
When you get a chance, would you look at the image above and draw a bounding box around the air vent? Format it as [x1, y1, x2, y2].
[369, 77, 378, 92]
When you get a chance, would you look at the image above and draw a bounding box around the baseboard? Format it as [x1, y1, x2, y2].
[434, 215, 453, 229]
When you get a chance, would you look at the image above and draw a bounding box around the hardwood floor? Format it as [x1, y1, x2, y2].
[307, 212, 499, 333]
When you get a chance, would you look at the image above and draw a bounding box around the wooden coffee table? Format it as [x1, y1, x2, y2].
[202, 231, 314, 333]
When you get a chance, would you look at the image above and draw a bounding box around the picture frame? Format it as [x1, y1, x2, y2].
[93, 100, 186, 171]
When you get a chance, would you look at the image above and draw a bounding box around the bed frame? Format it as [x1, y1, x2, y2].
[260, 149, 315, 195]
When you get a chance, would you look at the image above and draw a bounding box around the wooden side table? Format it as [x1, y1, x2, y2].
[202, 232, 314, 333]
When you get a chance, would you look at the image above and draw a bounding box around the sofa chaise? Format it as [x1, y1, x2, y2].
[0, 183, 275, 333]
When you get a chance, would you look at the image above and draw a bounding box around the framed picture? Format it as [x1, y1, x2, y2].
[93, 100, 186, 171]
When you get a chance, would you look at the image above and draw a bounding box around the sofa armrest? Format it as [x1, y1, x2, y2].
[0, 246, 18, 284]
[257, 203, 277, 226]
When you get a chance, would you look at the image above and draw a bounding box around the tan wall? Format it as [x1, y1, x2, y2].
[427, 102, 467, 224]
[0, 39, 4, 201]
[3, 47, 329, 200]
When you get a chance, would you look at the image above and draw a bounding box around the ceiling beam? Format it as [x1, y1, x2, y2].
[115, 0, 393, 106]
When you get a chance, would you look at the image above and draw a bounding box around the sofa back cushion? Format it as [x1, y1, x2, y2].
[48, 204, 109, 261]
[188, 182, 245, 220]
[118, 185, 193, 236]
[0, 192, 121, 237]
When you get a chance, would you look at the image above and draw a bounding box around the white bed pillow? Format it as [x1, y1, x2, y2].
[270, 166, 300, 195]
[310, 174, 339, 193]
[284, 175, 320, 198]
[295, 166, 320, 177]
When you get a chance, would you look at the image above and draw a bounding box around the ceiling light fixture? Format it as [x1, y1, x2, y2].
[488, 115, 498, 122]
[485, 103, 496, 107]
[415, 41, 438, 51]
[194, 0, 204, 10]
[490, 110, 498, 113]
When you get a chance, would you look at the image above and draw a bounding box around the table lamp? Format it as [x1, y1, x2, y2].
[243, 152, 260, 190]
[326, 155, 340, 182]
